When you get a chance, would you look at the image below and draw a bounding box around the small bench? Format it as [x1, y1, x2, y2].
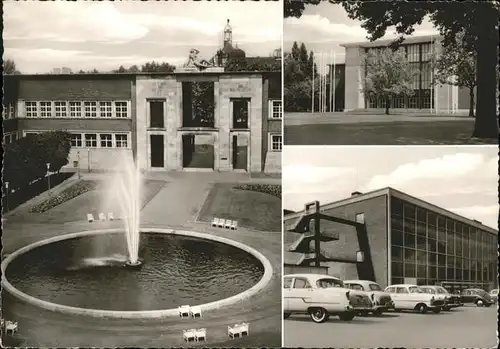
[228, 322, 249, 338]
[190, 305, 202, 318]
[183, 329, 196, 342]
[98, 212, 107, 221]
[87, 213, 94, 223]
[178, 305, 190, 318]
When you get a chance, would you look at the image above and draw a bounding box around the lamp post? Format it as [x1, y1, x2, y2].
[77, 151, 81, 179]
[5, 181, 9, 213]
[46, 162, 51, 195]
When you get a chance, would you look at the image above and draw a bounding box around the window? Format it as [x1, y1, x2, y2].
[115, 101, 128, 118]
[232, 99, 249, 129]
[25, 132, 39, 137]
[99, 101, 112, 118]
[150, 100, 164, 128]
[347, 283, 363, 291]
[270, 134, 282, 151]
[4, 104, 14, 119]
[69, 101, 82, 118]
[40, 101, 52, 117]
[84, 101, 97, 118]
[25, 102, 38, 118]
[3, 134, 11, 144]
[293, 278, 311, 289]
[316, 278, 344, 288]
[84, 133, 97, 147]
[70, 134, 82, 147]
[100, 134, 113, 148]
[283, 278, 293, 289]
[270, 100, 282, 119]
[54, 101, 67, 117]
[396, 287, 409, 294]
[355, 213, 365, 224]
[369, 283, 382, 291]
[11, 133, 17, 142]
[115, 134, 128, 148]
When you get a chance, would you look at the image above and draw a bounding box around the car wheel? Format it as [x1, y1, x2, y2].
[442, 306, 450, 311]
[432, 307, 441, 314]
[484, 303, 491, 308]
[416, 304, 428, 314]
[476, 299, 484, 307]
[338, 312, 356, 321]
[309, 308, 329, 323]
[284, 313, 291, 319]
[373, 309, 383, 316]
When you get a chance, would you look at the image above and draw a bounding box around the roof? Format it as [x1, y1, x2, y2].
[385, 284, 419, 288]
[284, 187, 498, 234]
[340, 34, 443, 48]
[284, 273, 342, 280]
[344, 280, 380, 285]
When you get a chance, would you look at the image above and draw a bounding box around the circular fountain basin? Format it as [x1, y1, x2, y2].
[124, 259, 143, 269]
[1, 228, 272, 318]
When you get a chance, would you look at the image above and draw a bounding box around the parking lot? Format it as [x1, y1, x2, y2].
[284, 305, 497, 348]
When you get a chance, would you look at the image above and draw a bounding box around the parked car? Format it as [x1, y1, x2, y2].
[343, 280, 394, 316]
[283, 274, 373, 323]
[489, 289, 498, 303]
[384, 284, 445, 314]
[420, 285, 463, 310]
[460, 288, 493, 307]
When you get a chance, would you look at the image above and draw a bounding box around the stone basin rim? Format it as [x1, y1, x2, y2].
[1, 227, 273, 319]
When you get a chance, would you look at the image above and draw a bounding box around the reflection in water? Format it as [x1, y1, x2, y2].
[6, 233, 264, 311]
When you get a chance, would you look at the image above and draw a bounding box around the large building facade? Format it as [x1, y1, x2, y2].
[284, 188, 498, 292]
[339, 35, 473, 113]
[3, 71, 282, 173]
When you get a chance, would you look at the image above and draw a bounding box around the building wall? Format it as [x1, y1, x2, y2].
[284, 265, 329, 275]
[343, 47, 365, 110]
[284, 194, 390, 287]
[262, 75, 282, 173]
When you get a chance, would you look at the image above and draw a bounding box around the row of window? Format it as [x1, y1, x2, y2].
[392, 247, 495, 268]
[391, 261, 496, 282]
[23, 131, 129, 149]
[2, 104, 15, 120]
[23, 101, 130, 118]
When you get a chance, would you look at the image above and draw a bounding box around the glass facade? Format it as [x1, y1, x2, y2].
[390, 196, 498, 292]
[365, 42, 435, 109]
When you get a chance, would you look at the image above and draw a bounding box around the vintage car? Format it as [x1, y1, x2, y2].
[343, 280, 394, 316]
[420, 285, 463, 310]
[283, 274, 373, 323]
[488, 289, 498, 303]
[460, 288, 493, 307]
[384, 284, 445, 314]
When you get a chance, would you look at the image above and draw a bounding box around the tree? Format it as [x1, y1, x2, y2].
[141, 61, 175, 73]
[363, 48, 418, 115]
[284, 0, 321, 18]
[191, 82, 215, 126]
[4, 59, 21, 74]
[116, 65, 127, 73]
[286, 1, 500, 138]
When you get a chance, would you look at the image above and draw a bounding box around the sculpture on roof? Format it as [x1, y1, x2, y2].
[185, 48, 215, 70]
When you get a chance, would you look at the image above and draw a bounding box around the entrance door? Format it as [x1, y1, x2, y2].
[150, 135, 164, 168]
[232, 135, 248, 171]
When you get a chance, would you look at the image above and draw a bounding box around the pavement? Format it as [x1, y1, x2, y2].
[284, 305, 498, 348]
[1, 171, 282, 347]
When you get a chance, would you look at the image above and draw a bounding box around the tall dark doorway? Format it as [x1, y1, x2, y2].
[150, 135, 164, 168]
[232, 135, 248, 171]
[182, 134, 214, 169]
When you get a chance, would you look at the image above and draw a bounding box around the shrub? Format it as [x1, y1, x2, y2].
[29, 180, 98, 213]
[233, 183, 281, 199]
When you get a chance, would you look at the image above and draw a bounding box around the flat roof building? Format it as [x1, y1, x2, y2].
[284, 187, 498, 292]
[337, 35, 473, 113]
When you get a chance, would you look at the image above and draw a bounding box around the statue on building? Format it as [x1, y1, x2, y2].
[185, 48, 215, 70]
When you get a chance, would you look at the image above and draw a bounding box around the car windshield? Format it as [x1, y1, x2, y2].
[409, 286, 423, 293]
[421, 288, 435, 294]
[369, 283, 382, 291]
[317, 278, 344, 288]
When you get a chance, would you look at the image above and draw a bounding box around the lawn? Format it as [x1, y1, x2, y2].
[7, 179, 166, 224]
[197, 183, 281, 232]
[285, 120, 498, 145]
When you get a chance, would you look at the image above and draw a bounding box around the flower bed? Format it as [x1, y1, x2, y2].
[29, 180, 98, 213]
[233, 184, 281, 199]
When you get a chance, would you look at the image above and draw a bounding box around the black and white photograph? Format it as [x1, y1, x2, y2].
[283, 1, 499, 145]
[1, 1, 282, 347]
[282, 146, 498, 348]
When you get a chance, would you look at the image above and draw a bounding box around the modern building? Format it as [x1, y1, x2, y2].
[2, 19, 282, 174]
[284, 187, 498, 292]
[337, 35, 474, 113]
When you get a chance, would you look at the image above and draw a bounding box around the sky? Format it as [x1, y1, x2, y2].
[283, 146, 499, 230]
[284, 2, 439, 65]
[3, 1, 282, 74]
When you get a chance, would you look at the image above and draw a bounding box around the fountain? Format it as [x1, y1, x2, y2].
[108, 154, 143, 268]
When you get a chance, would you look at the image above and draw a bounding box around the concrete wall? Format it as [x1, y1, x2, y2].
[344, 47, 365, 110]
[284, 194, 390, 287]
[67, 148, 133, 172]
[17, 118, 132, 133]
[284, 265, 329, 275]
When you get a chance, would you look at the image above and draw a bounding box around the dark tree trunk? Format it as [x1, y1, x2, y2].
[385, 96, 390, 115]
[473, 23, 499, 138]
[469, 88, 475, 117]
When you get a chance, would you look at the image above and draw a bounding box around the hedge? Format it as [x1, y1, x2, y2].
[233, 184, 281, 199]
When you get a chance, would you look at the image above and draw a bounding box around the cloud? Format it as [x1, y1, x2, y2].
[447, 205, 499, 228]
[363, 153, 487, 191]
[284, 164, 355, 186]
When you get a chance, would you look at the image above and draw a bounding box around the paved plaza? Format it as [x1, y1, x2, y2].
[284, 305, 497, 348]
[1, 171, 282, 347]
